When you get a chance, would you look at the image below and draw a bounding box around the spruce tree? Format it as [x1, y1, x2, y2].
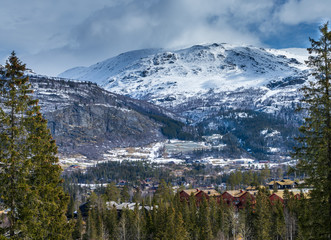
[86, 209, 97, 240]
[271, 200, 285, 240]
[105, 206, 119, 240]
[197, 197, 213, 240]
[188, 194, 198, 240]
[0, 52, 71, 239]
[215, 197, 226, 238]
[295, 193, 313, 239]
[253, 189, 272, 240]
[132, 204, 145, 240]
[294, 22, 331, 239]
[239, 197, 254, 240]
[118, 209, 130, 240]
[283, 189, 297, 240]
[104, 182, 120, 202]
[72, 210, 84, 240]
[120, 185, 130, 202]
[173, 210, 189, 240]
[144, 205, 155, 240]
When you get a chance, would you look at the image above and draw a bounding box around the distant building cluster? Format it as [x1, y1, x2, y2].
[179, 179, 308, 210]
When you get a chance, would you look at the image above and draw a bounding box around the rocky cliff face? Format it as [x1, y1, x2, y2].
[59, 43, 311, 161]
[29, 76, 186, 159]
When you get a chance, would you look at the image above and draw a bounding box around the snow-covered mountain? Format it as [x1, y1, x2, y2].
[26, 76, 197, 159]
[59, 43, 309, 106]
[59, 43, 312, 160]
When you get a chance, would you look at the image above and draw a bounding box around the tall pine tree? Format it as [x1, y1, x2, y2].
[294, 22, 331, 239]
[253, 189, 271, 240]
[0, 52, 72, 239]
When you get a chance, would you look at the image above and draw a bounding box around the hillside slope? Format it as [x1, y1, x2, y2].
[29, 76, 191, 159]
[59, 43, 310, 160]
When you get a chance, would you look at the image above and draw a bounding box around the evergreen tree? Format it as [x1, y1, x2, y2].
[86, 209, 97, 240]
[154, 179, 173, 203]
[105, 206, 119, 240]
[222, 204, 234, 239]
[208, 198, 218, 237]
[197, 196, 213, 240]
[180, 200, 192, 238]
[154, 200, 168, 240]
[132, 204, 145, 240]
[271, 200, 285, 240]
[215, 197, 226, 238]
[67, 195, 76, 219]
[132, 187, 142, 203]
[118, 208, 130, 240]
[253, 189, 272, 240]
[294, 22, 331, 239]
[283, 190, 297, 240]
[226, 205, 238, 240]
[260, 164, 271, 184]
[276, 167, 283, 180]
[104, 182, 120, 202]
[173, 210, 189, 240]
[121, 185, 130, 202]
[72, 210, 84, 240]
[0, 52, 71, 239]
[238, 197, 255, 240]
[144, 205, 155, 240]
[188, 194, 198, 240]
[295, 193, 313, 239]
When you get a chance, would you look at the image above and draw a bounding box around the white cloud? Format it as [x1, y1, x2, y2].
[277, 0, 331, 25]
[63, 0, 268, 62]
[0, 0, 329, 76]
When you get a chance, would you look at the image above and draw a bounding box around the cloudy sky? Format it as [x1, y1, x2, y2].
[0, 0, 330, 76]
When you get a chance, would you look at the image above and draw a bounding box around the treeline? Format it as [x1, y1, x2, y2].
[63, 160, 289, 190]
[148, 114, 196, 140]
[63, 160, 291, 191]
[225, 167, 273, 190]
[72, 186, 311, 240]
[63, 161, 173, 184]
[197, 107, 300, 160]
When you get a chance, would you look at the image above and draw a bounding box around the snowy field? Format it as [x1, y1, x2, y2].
[59, 138, 295, 170]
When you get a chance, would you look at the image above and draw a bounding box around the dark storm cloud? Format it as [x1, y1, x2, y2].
[0, 0, 329, 76]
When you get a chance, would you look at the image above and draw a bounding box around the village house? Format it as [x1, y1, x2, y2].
[269, 192, 284, 204]
[179, 186, 309, 210]
[221, 190, 256, 209]
[180, 188, 257, 209]
[245, 185, 265, 191]
[236, 191, 256, 209]
[269, 189, 305, 205]
[267, 179, 298, 190]
[179, 189, 200, 202]
[179, 188, 221, 204]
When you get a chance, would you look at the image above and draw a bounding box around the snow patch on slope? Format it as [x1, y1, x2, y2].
[59, 44, 309, 105]
[58, 43, 311, 126]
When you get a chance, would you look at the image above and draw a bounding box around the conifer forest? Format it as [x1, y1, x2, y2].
[0, 18, 330, 240]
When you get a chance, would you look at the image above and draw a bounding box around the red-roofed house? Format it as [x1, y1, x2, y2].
[269, 192, 284, 205]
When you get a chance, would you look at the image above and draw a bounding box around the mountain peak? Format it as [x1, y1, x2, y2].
[56, 43, 311, 161]
[59, 43, 309, 105]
